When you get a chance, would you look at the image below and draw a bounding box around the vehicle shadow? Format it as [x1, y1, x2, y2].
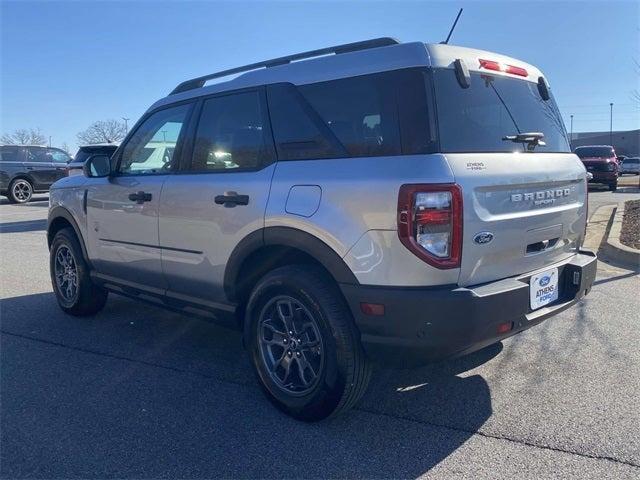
[0, 196, 48, 206]
[0, 219, 47, 233]
[0, 291, 495, 478]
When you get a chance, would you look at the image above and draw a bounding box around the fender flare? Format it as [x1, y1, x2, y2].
[223, 226, 359, 302]
[47, 206, 91, 267]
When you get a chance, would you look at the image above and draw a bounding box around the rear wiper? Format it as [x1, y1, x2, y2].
[502, 132, 546, 151]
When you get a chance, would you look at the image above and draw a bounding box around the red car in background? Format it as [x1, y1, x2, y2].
[574, 145, 619, 191]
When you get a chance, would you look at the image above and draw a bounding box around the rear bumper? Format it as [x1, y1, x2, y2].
[341, 250, 597, 367]
[587, 171, 617, 183]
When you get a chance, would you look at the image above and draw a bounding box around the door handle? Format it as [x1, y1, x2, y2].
[128, 191, 153, 204]
[214, 192, 249, 207]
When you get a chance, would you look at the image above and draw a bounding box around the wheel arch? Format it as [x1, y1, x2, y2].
[224, 226, 359, 307]
[47, 206, 92, 267]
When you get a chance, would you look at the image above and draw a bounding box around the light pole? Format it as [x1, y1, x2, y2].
[570, 114, 574, 149]
[122, 117, 130, 132]
[609, 103, 613, 147]
[161, 130, 167, 142]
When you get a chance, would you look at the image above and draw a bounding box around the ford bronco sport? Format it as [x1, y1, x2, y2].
[47, 38, 597, 421]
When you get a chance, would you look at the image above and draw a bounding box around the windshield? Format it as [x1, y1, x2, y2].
[433, 69, 570, 153]
[574, 146, 615, 158]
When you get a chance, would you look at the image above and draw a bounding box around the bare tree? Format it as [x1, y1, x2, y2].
[76, 119, 127, 145]
[1, 128, 47, 145]
[60, 142, 72, 154]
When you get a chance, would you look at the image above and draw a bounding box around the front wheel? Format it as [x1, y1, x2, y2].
[609, 182, 618, 192]
[50, 227, 108, 316]
[245, 265, 370, 421]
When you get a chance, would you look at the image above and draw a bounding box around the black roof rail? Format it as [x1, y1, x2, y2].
[170, 37, 400, 95]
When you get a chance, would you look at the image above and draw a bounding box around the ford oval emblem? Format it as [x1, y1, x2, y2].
[539, 275, 551, 286]
[473, 232, 494, 245]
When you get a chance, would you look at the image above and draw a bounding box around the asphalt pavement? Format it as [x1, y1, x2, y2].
[1, 190, 639, 479]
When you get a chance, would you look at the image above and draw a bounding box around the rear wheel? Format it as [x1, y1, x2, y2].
[50, 227, 108, 316]
[246, 265, 370, 421]
[609, 181, 618, 192]
[8, 178, 33, 203]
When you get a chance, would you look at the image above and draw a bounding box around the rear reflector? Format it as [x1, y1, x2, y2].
[360, 303, 385, 316]
[479, 59, 528, 77]
[497, 322, 513, 334]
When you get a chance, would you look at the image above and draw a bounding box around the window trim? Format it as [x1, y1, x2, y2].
[112, 99, 196, 177]
[179, 85, 278, 175]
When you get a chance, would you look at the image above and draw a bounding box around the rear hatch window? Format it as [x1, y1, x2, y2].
[433, 69, 570, 153]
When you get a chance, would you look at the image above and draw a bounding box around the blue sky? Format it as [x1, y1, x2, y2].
[1, 0, 638, 152]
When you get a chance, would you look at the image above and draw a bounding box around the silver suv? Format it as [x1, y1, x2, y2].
[47, 38, 597, 421]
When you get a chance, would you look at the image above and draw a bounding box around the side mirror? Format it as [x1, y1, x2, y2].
[83, 154, 111, 178]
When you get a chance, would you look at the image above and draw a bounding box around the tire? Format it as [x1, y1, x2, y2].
[50, 227, 108, 316]
[245, 265, 371, 421]
[8, 178, 33, 203]
[609, 182, 617, 192]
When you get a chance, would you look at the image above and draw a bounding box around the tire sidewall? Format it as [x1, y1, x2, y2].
[246, 270, 350, 420]
[9, 179, 32, 203]
[50, 229, 88, 311]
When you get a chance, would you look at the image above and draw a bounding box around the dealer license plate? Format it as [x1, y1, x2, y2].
[530, 268, 559, 310]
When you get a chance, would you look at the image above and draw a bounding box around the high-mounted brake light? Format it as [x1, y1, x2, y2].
[397, 184, 463, 269]
[479, 59, 528, 77]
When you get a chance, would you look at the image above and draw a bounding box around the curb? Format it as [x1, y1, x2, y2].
[602, 202, 640, 269]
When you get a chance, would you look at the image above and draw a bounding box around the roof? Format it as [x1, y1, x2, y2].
[150, 38, 546, 113]
[0, 144, 48, 148]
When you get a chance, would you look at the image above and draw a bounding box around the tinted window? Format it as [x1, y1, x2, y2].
[118, 104, 191, 175]
[0, 146, 20, 162]
[267, 84, 343, 161]
[72, 146, 118, 165]
[191, 91, 273, 171]
[434, 69, 570, 153]
[25, 147, 49, 162]
[624, 158, 639, 164]
[48, 148, 71, 163]
[574, 146, 615, 158]
[299, 72, 401, 157]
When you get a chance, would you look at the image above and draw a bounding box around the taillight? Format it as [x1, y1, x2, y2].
[397, 184, 463, 269]
[479, 59, 528, 77]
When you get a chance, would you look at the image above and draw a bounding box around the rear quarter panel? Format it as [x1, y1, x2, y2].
[265, 154, 461, 286]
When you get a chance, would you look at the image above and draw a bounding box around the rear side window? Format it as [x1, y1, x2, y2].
[191, 91, 274, 171]
[0, 146, 20, 162]
[267, 69, 436, 161]
[25, 147, 49, 162]
[267, 84, 344, 161]
[298, 73, 400, 157]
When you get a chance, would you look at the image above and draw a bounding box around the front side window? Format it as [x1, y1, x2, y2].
[118, 103, 191, 175]
[191, 91, 273, 171]
[48, 148, 71, 163]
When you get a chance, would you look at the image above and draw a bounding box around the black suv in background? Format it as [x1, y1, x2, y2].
[0, 145, 71, 203]
[67, 144, 119, 176]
